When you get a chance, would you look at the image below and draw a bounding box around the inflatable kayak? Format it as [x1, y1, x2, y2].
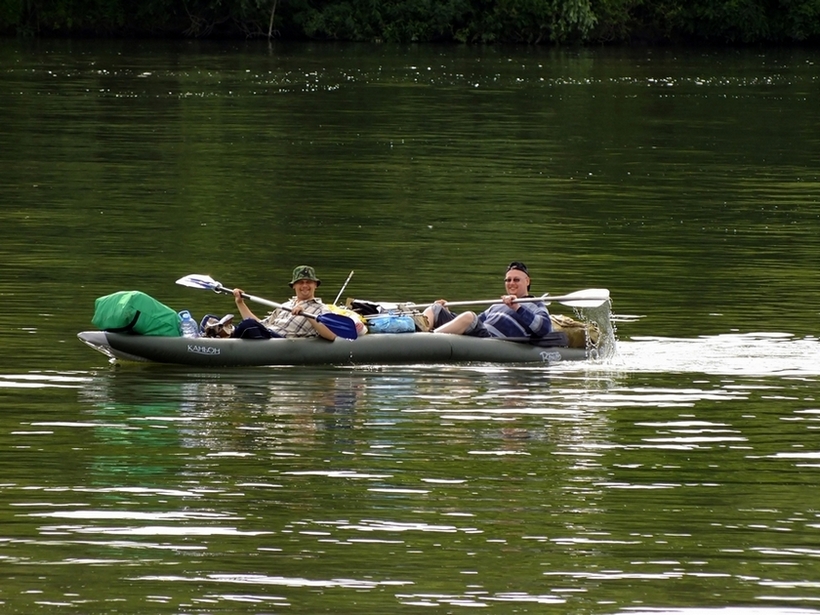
[77, 330, 593, 367]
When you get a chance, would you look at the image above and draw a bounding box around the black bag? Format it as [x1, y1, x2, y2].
[230, 319, 274, 339]
[347, 299, 383, 316]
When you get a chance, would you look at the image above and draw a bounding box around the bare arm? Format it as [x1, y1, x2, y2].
[308, 319, 337, 341]
[233, 288, 260, 321]
[292, 302, 337, 341]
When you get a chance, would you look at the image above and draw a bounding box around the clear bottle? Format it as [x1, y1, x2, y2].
[178, 310, 199, 338]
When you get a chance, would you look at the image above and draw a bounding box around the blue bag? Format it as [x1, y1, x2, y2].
[367, 314, 416, 334]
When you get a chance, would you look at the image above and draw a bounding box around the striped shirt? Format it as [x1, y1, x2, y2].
[476, 300, 552, 339]
[262, 298, 328, 338]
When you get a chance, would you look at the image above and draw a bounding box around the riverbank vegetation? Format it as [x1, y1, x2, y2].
[3, 0, 819, 44]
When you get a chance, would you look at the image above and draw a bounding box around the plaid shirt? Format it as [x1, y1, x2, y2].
[262, 298, 327, 338]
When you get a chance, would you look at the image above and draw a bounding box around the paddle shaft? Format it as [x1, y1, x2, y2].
[216, 286, 322, 322]
[410, 290, 610, 310]
[333, 270, 354, 305]
[435, 295, 549, 308]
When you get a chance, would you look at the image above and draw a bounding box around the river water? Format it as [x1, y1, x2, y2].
[1, 39, 820, 614]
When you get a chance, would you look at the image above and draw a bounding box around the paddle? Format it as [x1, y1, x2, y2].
[333, 270, 354, 305]
[175, 274, 358, 340]
[408, 288, 610, 310]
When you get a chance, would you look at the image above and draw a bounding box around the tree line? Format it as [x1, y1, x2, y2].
[3, 0, 819, 44]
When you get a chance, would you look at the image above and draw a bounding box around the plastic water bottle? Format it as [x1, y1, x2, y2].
[179, 310, 199, 338]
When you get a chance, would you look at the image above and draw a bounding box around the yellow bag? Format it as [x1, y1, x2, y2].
[327, 304, 368, 335]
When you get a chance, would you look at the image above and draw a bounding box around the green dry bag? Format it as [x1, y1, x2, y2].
[92, 290, 181, 337]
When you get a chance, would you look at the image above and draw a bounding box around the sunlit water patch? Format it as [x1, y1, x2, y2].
[0, 372, 91, 389]
[556, 333, 820, 378]
[9, 47, 816, 111]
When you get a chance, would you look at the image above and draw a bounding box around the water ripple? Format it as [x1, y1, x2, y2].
[133, 573, 411, 589]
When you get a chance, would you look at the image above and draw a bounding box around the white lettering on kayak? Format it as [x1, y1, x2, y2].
[187, 344, 221, 356]
[540, 351, 562, 363]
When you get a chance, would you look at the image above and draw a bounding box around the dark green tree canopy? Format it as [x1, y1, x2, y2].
[3, 0, 820, 43]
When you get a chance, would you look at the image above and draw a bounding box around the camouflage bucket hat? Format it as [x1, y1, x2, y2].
[289, 265, 321, 287]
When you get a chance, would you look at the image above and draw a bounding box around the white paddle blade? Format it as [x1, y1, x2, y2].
[545, 288, 610, 308]
[175, 274, 223, 292]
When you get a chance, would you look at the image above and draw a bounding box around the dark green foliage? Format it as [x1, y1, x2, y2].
[458, 0, 596, 43]
[289, 0, 471, 42]
[1, 0, 819, 43]
[591, 0, 820, 43]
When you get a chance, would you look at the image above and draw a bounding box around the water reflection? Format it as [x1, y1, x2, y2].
[610, 610, 820, 615]
[10, 140, 820, 615]
[0, 360, 818, 612]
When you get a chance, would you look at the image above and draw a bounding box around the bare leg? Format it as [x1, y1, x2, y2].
[422, 306, 436, 331]
[434, 311, 476, 335]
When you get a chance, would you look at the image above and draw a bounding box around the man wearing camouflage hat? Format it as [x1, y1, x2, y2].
[231, 265, 337, 340]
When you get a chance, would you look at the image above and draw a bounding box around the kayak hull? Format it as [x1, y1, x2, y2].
[77, 331, 591, 366]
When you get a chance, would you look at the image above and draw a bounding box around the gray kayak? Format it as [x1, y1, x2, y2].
[77, 330, 591, 366]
